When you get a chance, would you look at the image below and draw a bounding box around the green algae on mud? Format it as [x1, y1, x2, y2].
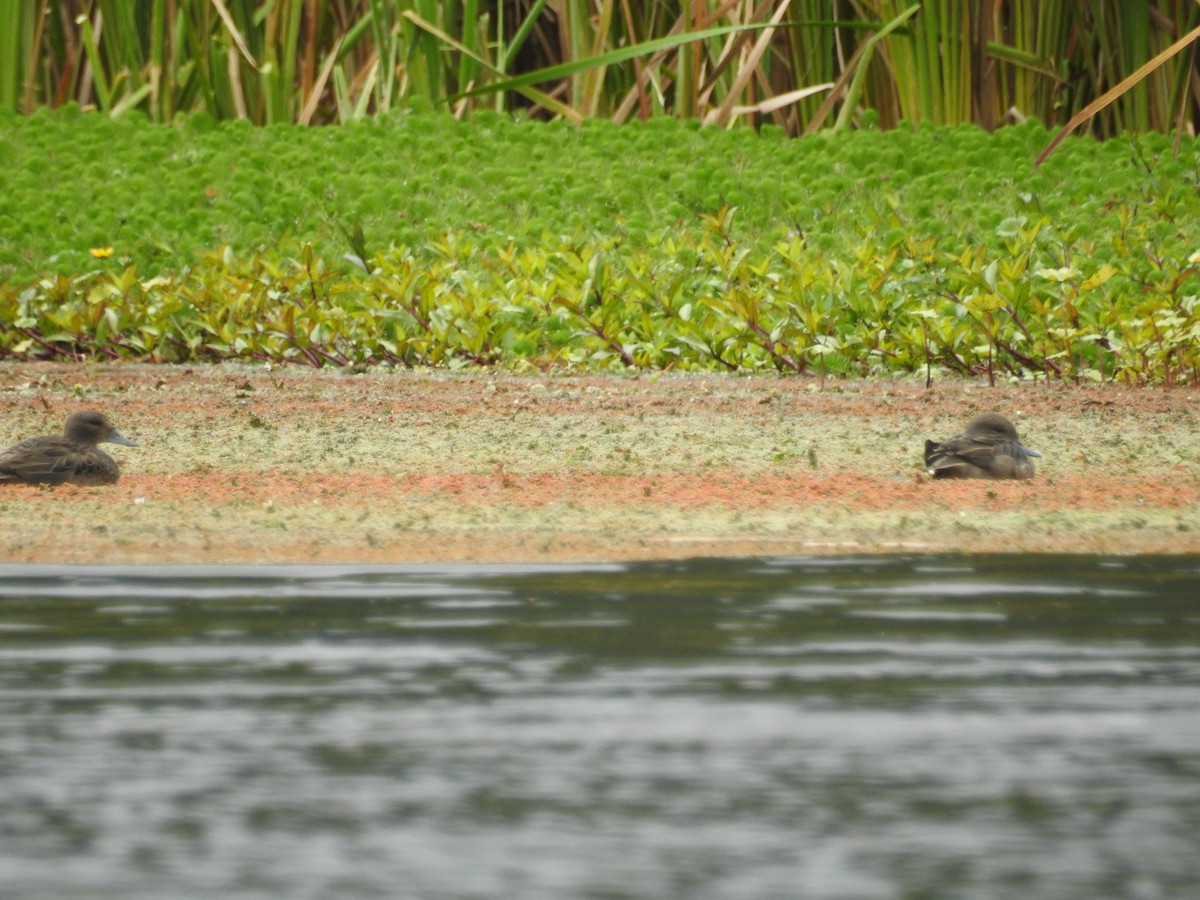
[1, 363, 1198, 563]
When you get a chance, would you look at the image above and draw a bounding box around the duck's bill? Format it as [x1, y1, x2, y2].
[1019, 442, 1042, 458]
[107, 430, 139, 447]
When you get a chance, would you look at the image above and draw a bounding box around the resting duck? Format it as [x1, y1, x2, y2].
[0, 410, 138, 485]
[924, 412, 1040, 479]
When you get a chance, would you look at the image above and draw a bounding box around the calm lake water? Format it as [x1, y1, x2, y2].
[1, 556, 1199, 899]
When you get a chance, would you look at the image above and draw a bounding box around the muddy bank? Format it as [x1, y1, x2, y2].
[1, 363, 1197, 563]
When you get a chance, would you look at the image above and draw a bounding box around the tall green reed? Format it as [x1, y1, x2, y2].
[2, 1, 1198, 136]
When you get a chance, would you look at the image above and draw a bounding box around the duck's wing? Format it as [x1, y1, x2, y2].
[926, 433, 1034, 479]
[924, 434, 999, 478]
[0, 438, 83, 485]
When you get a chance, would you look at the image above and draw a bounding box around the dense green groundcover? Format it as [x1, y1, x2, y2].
[1, 107, 1199, 381]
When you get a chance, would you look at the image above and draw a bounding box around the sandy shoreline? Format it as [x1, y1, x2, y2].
[1, 362, 1198, 563]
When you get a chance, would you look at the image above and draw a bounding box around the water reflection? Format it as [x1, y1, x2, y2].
[1, 555, 1199, 899]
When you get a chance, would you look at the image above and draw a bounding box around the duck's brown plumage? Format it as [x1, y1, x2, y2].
[0, 410, 138, 486]
[924, 412, 1040, 480]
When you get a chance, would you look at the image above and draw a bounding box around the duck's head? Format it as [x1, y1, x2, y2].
[64, 410, 138, 447]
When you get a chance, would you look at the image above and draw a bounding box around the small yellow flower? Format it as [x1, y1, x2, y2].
[90, 247, 114, 259]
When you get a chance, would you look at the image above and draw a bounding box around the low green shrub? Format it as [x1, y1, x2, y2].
[2, 110, 1200, 381]
[0, 109, 1196, 279]
[3, 215, 1197, 383]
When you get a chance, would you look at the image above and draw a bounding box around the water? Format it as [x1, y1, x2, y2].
[1, 556, 1199, 899]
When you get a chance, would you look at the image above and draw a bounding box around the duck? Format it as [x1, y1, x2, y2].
[924, 412, 1040, 479]
[0, 410, 138, 486]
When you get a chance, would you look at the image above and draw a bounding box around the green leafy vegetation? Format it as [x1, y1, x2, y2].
[2, 109, 1199, 383]
[3, 1, 1198, 137]
[2, 107, 1199, 278]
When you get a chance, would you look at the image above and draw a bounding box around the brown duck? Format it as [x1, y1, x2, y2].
[0, 410, 138, 486]
[924, 413, 1040, 480]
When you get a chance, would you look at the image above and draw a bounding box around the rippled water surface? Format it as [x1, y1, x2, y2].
[2, 555, 1199, 899]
